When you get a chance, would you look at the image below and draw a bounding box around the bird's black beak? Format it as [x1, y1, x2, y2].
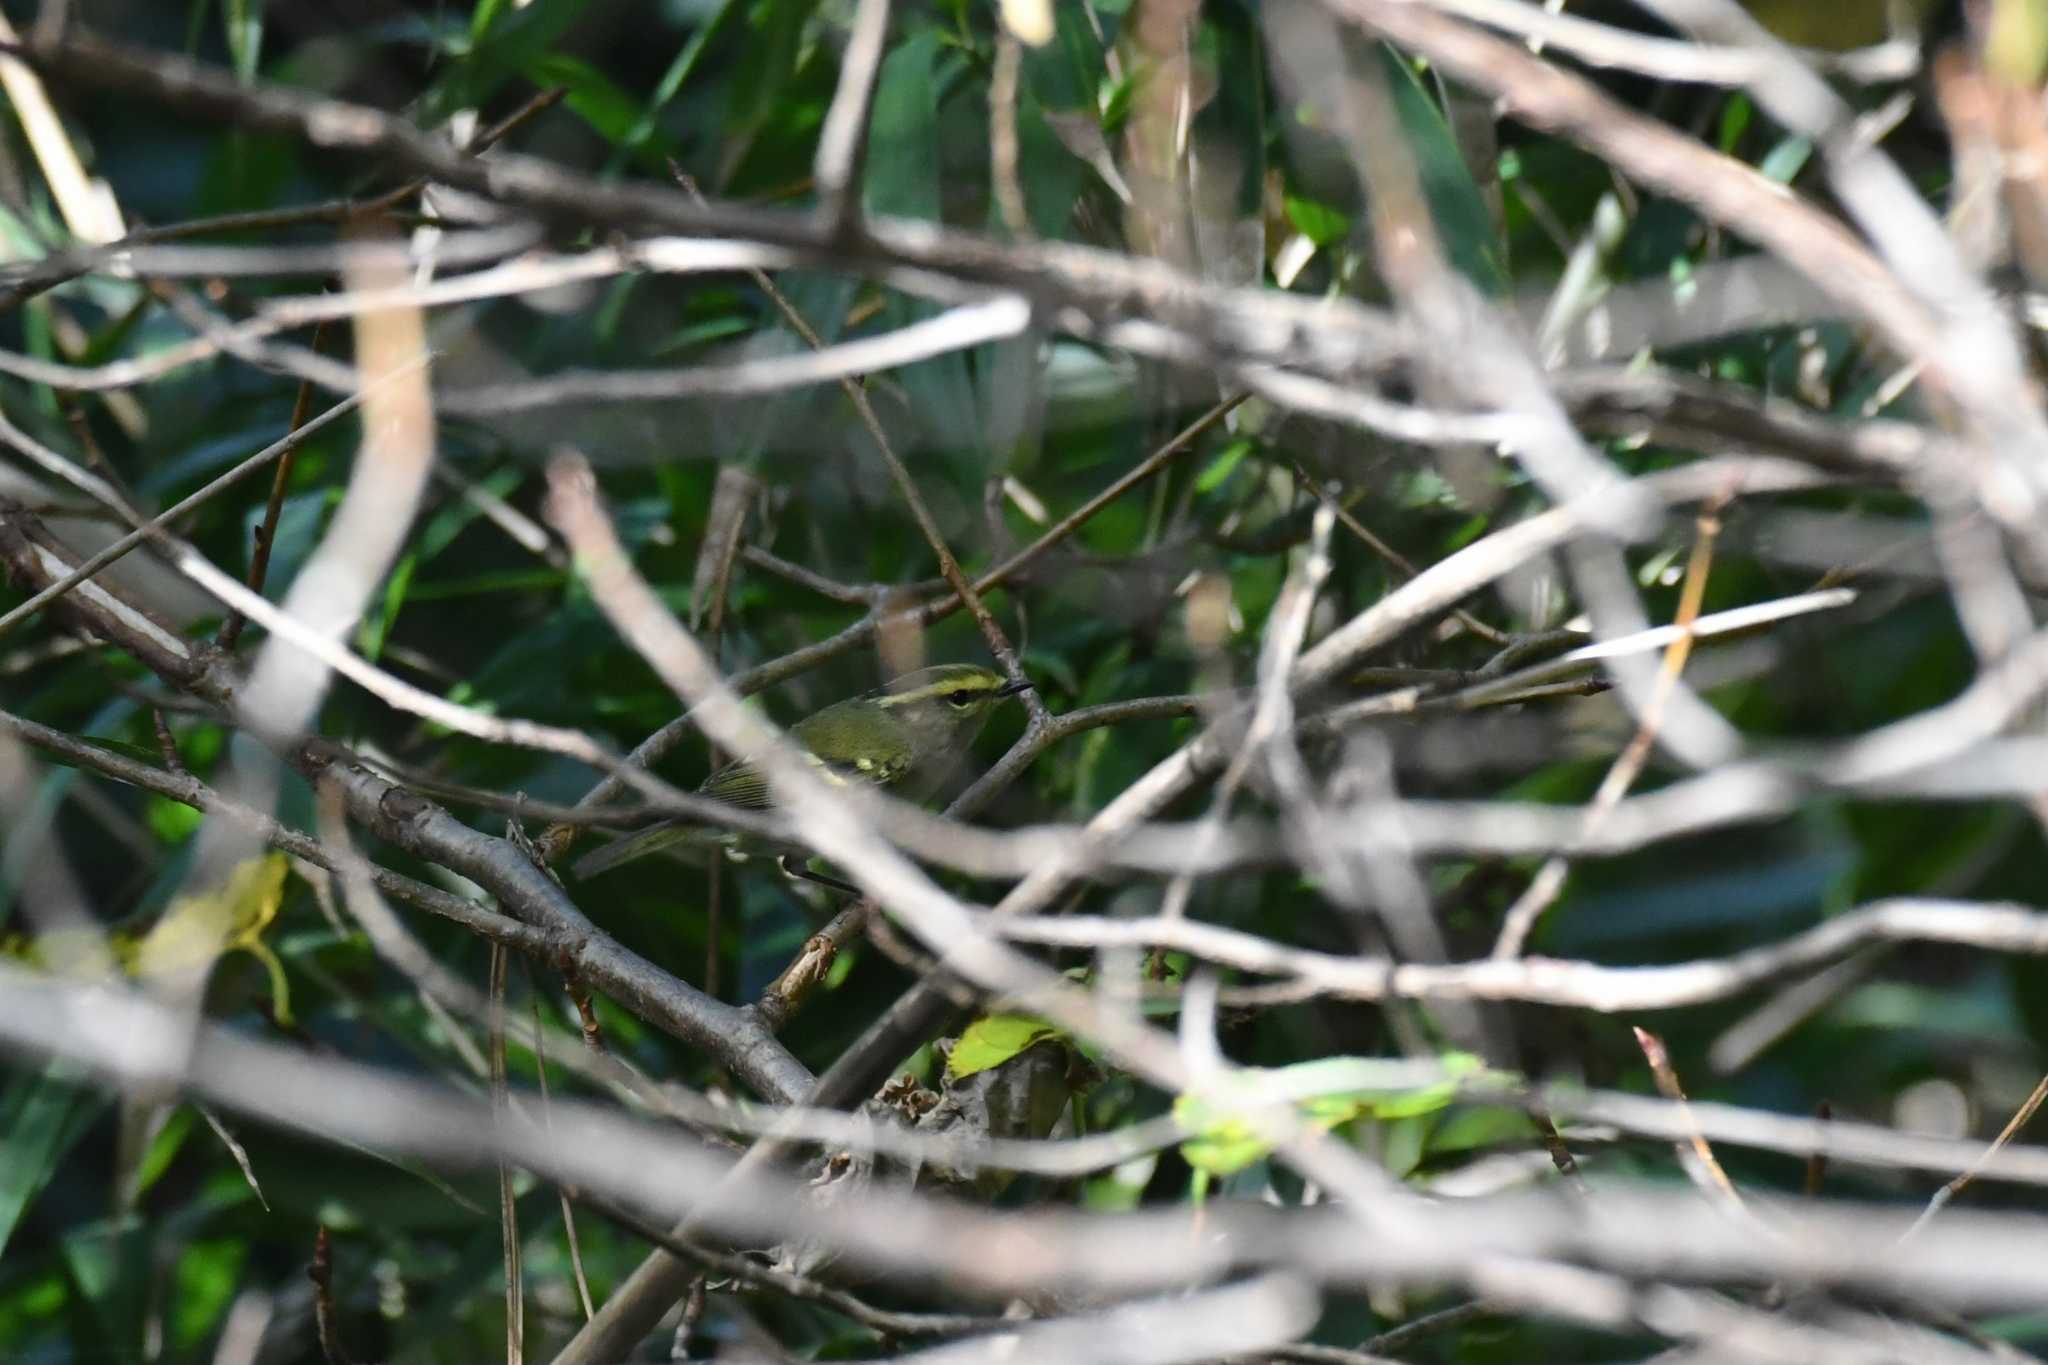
[996, 678, 1035, 699]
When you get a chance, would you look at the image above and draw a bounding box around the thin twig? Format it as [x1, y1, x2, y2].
[570, 1189, 1003, 1339]
[540, 392, 1243, 849]
[672, 166, 1028, 686]
[1806, 1100, 1833, 1198]
[0, 355, 396, 642]
[541, 452, 1395, 1364]
[992, 897, 2048, 1013]
[149, 707, 185, 776]
[309, 1226, 352, 1365]
[198, 1105, 269, 1211]
[1, 706, 558, 954]
[219, 319, 326, 648]
[490, 943, 524, 1365]
[1903, 1072, 2048, 1242]
[532, 993, 595, 1323]
[990, 31, 1032, 240]
[1633, 1026, 1747, 1218]
[0, 521, 814, 1110]
[1491, 486, 1732, 958]
[1419, 0, 1918, 85]
[752, 900, 875, 1034]
[0, 86, 564, 313]
[1289, 456, 1507, 645]
[25, 962, 2048, 1322]
[1531, 1108, 1589, 1197]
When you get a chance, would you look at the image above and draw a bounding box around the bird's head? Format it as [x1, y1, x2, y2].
[870, 663, 1032, 746]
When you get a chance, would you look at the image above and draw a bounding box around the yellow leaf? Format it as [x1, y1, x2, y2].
[133, 853, 294, 1021]
[947, 1013, 1062, 1080]
[5, 854, 296, 1021]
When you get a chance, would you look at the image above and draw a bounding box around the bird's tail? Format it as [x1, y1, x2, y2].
[571, 821, 722, 879]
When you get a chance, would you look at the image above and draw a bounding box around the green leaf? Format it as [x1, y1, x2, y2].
[1196, 438, 1254, 493]
[1099, 70, 1135, 131]
[859, 28, 984, 476]
[1365, 1073, 1465, 1120]
[355, 553, 416, 666]
[428, 0, 591, 120]
[0, 1065, 106, 1257]
[616, 0, 745, 162]
[1427, 1104, 1538, 1155]
[1717, 93, 1753, 154]
[1011, 77, 1094, 239]
[1382, 1113, 1431, 1178]
[417, 467, 528, 564]
[868, 30, 946, 220]
[1758, 134, 1814, 185]
[525, 52, 652, 151]
[171, 1237, 249, 1353]
[948, 1014, 1063, 1080]
[1178, 1113, 1272, 1176]
[144, 795, 205, 845]
[61, 1214, 145, 1354]
[653, 314, 757, 357]
[1283, 195, 1350, 248]
[1174, 1054, 1490, 1176]
[223, 0, 264, 82]
[133, 1105, 198, 1198]
[1379, 45, 1508, 296]
[470, 0, 508, 45]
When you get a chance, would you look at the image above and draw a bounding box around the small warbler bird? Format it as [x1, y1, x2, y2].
[573, 663, 1032, 880]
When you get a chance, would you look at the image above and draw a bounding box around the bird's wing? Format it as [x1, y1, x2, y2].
[791, 703, 915, 784]
[700, 707, 914, 809]
[699, 757, 774, 810]
[698, 749, 903, 810]
[572, 821, 720, 879]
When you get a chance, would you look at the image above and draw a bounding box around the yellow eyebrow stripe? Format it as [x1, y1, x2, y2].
[872, 681, 993, 707]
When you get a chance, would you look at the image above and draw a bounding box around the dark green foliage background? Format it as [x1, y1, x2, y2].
[1, 0, 2041, 1361]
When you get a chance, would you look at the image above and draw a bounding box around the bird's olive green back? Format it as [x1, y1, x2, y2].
[695, 664, 1017, 810]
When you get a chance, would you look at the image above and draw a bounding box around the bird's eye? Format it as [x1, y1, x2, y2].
[945, 691, 976, 709]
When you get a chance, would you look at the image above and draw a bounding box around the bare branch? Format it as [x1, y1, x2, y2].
[1420, 0, 1918, 86]
[997, 898, 2048, 1013]
[812, 0, 893, 231]
[0, 355, 385, 642]
[13, 963, 2048, 1315]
